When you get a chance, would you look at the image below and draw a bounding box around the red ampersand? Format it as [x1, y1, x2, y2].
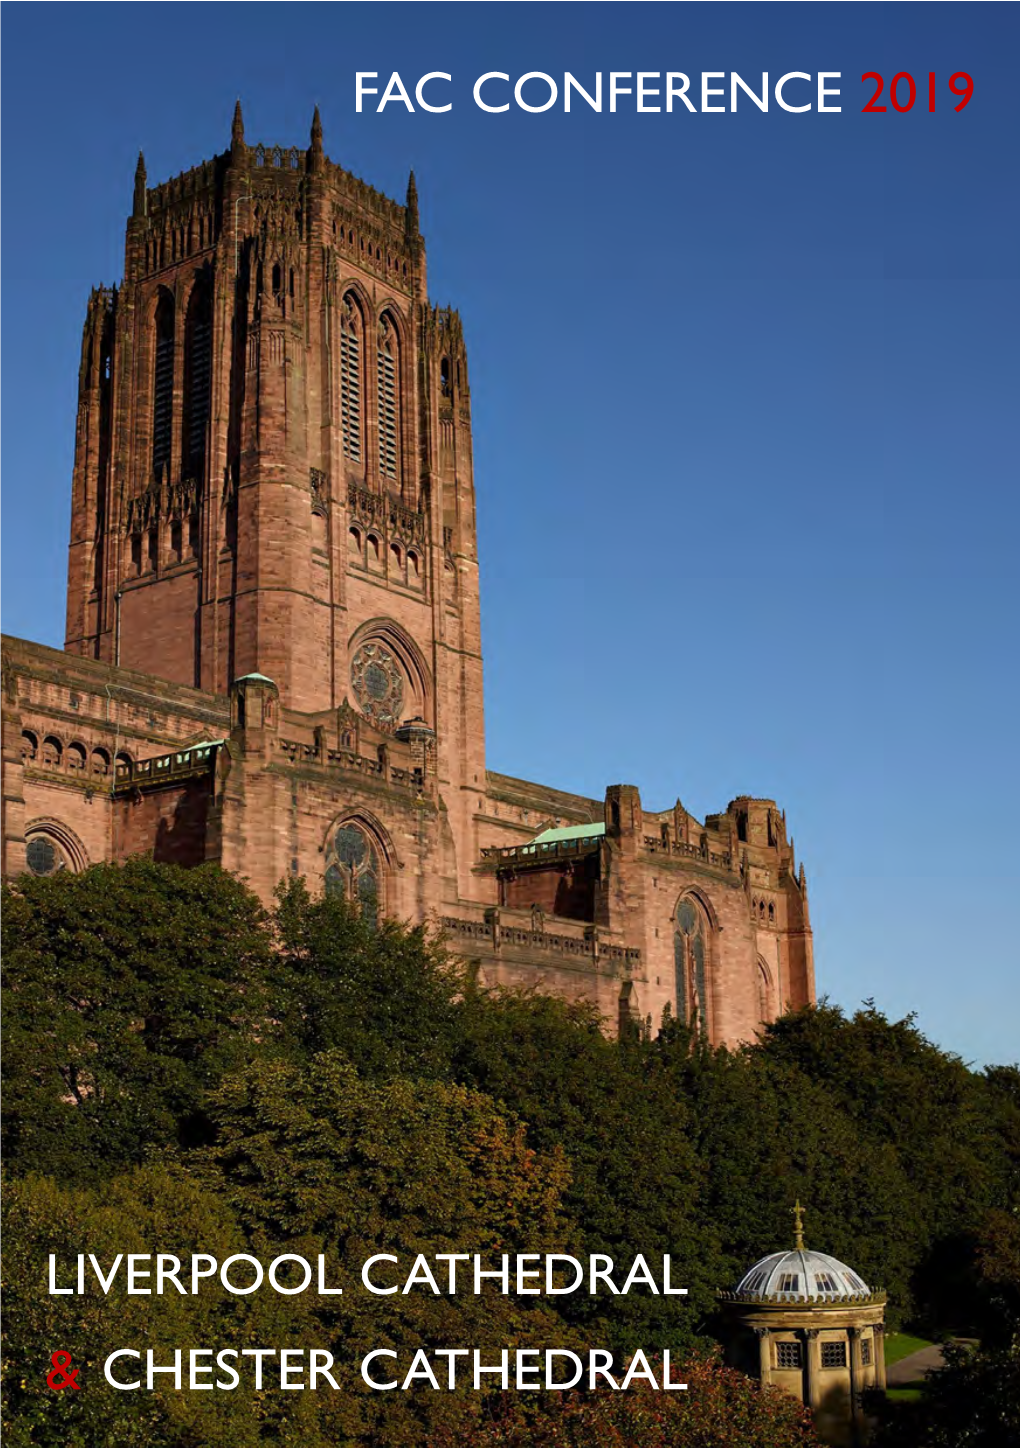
[46, 1351, 81, 1390]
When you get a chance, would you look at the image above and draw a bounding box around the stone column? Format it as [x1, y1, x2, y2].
[803, 1329, 821, 1409]
[848, 1327, 864, 1425]
[874, 1324, 887, 1391]
[755, 1327, 772, 1385]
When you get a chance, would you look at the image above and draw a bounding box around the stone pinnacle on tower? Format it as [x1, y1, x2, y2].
[231, 99, 245, 158]
[405, 169, 420, 237]
[309, 105, 324, 171]
[133, 151, 147, 218]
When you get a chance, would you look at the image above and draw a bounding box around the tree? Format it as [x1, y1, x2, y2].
[270, 878, 463, 1080]
[871, 1338, 1020, 1448]
[451, 991, 724, 1351]
[1, 861, 272, 1184]
[205, 1050, 579, 1446]
[1, 1166, 337, 1448]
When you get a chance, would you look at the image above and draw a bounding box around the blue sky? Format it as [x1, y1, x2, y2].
[2, 3, 1017, 1066]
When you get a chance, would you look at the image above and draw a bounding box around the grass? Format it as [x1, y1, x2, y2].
[884, 1332, 935, 1367]
[886, 1387, 924, 1403]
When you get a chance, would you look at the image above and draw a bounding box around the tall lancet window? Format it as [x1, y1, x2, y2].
[377, 313, 399, 483]
[152, 293, 175, 477]
[340, 295, 362, 463]
[324, 822, 381, 930]
[674, 897, 709, 1035]
[184, 283, 212, 470]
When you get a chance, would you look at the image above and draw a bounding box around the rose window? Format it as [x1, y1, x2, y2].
[350, 641, 404, 728]
[26, 836, 65, 876]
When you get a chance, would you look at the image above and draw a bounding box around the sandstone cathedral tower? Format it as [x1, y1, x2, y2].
[2, 106, 815, 1044]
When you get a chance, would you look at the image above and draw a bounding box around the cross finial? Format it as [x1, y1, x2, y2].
[792, 1199, 806, 1251]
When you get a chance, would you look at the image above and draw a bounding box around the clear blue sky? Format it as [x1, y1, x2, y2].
[2, 3, 1017, 1067]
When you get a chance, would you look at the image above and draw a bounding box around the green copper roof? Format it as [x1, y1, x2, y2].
[530, 823, 605, 845]
[235, 672, 275, 684]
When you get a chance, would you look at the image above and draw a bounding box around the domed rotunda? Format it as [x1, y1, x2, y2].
[720, 1203, 887, 1445]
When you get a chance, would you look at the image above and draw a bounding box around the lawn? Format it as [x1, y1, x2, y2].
[884, 1332, 934, 1367]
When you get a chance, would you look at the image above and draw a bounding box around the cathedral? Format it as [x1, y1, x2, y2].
[0, 105, 815, 1045]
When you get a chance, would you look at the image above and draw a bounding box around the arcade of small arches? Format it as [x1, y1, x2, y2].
[331, 212, 411, 281]
[20, 730, 131, 781]
[347, 525, 423, 589]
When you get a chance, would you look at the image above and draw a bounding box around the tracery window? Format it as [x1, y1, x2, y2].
[674, 896, 708, 1035]
[776, 1341, 802, 1369]
[340, 296, 362, 462]
[324, 823, 380, 929]
[377, 314, 399, 482]
[350, 640, 404, 729]
[26, 836, 64, 876]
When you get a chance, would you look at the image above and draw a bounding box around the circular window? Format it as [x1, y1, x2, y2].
[26, 836, 64, 876]
[350, 642, 404, 729]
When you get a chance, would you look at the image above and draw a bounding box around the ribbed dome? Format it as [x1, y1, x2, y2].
[735, 1249, 871, 1301]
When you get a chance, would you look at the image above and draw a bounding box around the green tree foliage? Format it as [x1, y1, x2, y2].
[3, 861, 1018, 1447]
[450, 993, 723, 1351]
[2, 1168, 337, 1448]
[204, 1050, 578, 1445]
[872, 1338, 1020, 1448]
[1, 862, 272, 1184]
[271, 878, 462, 1079]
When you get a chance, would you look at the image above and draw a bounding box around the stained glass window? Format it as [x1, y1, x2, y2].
[351, 641, 404, 728]
[675, 897, 708, 1035]
[26, 837, 62, 876]
[324, 823, 380, 929]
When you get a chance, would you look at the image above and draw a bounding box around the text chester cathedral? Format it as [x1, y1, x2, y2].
[0, 106, 814, 1043]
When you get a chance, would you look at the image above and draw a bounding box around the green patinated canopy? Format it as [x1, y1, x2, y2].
[529, 823, 605, 845]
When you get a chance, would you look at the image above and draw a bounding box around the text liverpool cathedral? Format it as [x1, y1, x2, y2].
[1, 106, 815, 1044]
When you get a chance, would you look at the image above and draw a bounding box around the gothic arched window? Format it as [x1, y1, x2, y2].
[184, 283, 212, 469]
[377, 313, 400, 483]
[324, 822, 381, 929]
[340, 295, 362, 463]
[758, 959, 776, 1025]
[675, 896, 709, 1035]
[152, 292, 175, 477]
